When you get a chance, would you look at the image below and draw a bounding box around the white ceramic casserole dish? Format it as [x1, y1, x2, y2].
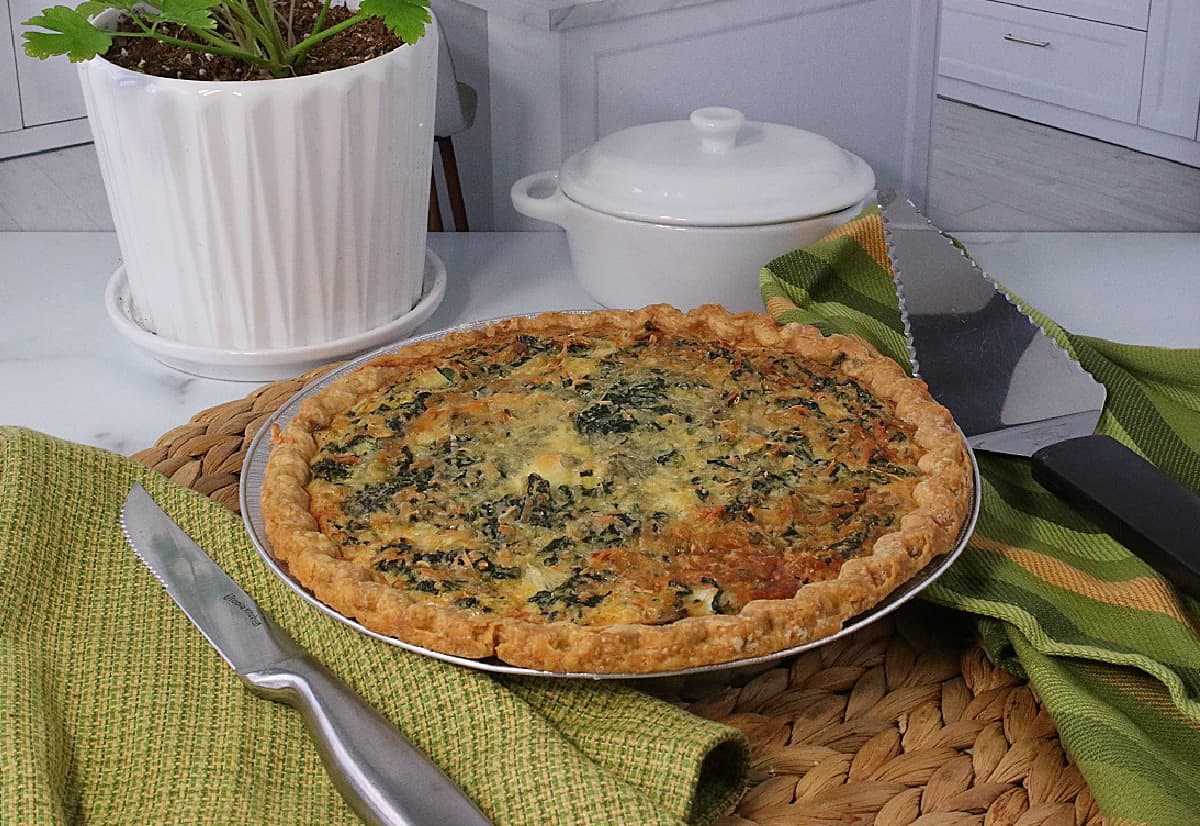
[511, 107, 875, 312]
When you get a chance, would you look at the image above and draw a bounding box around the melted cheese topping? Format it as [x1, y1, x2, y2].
[306, 328, 924, 626]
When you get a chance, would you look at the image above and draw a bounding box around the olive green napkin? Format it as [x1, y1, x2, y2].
[761, 211, 1200, 826]
[0, 426, 748, 825]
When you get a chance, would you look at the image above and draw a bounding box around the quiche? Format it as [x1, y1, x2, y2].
[261, 305, 972, 673]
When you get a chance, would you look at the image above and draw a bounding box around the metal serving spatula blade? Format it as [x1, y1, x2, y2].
[120, 483, 492, 826]
[878, 190, 1200, 597]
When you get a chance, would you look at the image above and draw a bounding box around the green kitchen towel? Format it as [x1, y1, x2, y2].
[761, 211, 1200, 826]
[0, 426, 748, 826]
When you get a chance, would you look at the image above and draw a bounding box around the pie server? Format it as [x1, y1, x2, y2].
[878, 190, 1200, 597]
[119, 482, 492, 826]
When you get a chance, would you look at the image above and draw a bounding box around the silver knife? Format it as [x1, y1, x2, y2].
[878, 190, 1200, 597]
[120, 483, 493, 826]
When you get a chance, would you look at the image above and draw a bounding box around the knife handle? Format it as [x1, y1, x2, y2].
[243, 658, 492, 826]
[1031, 434, 1200, 599]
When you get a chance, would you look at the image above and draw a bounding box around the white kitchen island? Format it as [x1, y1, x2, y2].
[1, 230, 1197, 455]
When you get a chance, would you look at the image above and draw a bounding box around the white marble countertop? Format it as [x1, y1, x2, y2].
[2, 230, 1197, 456]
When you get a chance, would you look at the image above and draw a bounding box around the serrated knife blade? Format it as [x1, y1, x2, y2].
[878, 190, 1200, 597]
[879, 191, 1107, 456]
[120, 483, 492, 826]
[121, 482, 304, 674]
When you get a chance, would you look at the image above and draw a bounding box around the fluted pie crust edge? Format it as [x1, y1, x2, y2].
[261, 305, 973, 674]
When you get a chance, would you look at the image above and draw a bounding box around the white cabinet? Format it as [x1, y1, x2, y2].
[438, 0, 942, 230]
[1006, 0, 1149, 29]
[938, 0, 1200, 167]
[8, 0, 87, 125]
[1, 0, 91, 158]
[1139, 0, 1200, 139]
[939, 0, 1146, 123]
[0, 0, 22, 135]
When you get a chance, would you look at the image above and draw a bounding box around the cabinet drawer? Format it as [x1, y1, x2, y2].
[996, 0, 1149, 30]
[939, 0, 1147, 123]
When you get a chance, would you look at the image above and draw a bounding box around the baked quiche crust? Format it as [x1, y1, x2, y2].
[261, 305, 972, 673]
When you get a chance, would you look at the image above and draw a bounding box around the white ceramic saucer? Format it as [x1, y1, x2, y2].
[104, 249, 447, 381]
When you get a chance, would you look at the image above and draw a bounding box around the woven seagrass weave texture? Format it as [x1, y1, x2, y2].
[131, 369, 1106, 826]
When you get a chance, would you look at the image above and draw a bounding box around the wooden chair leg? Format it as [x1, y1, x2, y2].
[436, 136, 470, 232]
[428, 172, 443, 232]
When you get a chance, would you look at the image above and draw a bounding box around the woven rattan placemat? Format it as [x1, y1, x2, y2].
[132, 365, 1106, 826]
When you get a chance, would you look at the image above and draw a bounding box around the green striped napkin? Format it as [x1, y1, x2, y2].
[761, 211, 1200, 826]
[0, 426, 748, 826]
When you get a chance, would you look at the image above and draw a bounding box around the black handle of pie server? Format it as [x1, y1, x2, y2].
[1031, 434, 1200, 599]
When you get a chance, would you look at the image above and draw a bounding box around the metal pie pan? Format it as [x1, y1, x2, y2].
[241, 314, 982, 680]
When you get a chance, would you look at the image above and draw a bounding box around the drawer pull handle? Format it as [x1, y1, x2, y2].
[1003, 33, 1051, 47]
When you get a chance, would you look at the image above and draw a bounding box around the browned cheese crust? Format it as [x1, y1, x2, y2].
[261, 305, 973, 673]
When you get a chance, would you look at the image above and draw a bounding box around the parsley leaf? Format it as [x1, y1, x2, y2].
[23, 5, 112, 61]
[156, 0, 220, 30]
[359, 0, 431, 45]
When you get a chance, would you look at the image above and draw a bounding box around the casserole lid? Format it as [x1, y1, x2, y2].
[558, 107, 876, 227]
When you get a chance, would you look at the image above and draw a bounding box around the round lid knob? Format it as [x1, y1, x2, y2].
[691, 106, 744, 154]
[558, 107, 876, 226]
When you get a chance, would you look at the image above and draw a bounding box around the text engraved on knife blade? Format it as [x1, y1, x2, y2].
[222, 592, 265, 628]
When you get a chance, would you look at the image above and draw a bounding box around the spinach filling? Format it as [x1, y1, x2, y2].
[314, 325, 922, 621]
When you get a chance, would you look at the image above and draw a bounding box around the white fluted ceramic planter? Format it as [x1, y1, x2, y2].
[78, 16, 438, 370]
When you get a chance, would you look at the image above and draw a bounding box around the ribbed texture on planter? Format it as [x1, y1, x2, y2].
[78, 25, 437, 351]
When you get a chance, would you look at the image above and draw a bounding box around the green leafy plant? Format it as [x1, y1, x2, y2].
[22, 0, 431, 78]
